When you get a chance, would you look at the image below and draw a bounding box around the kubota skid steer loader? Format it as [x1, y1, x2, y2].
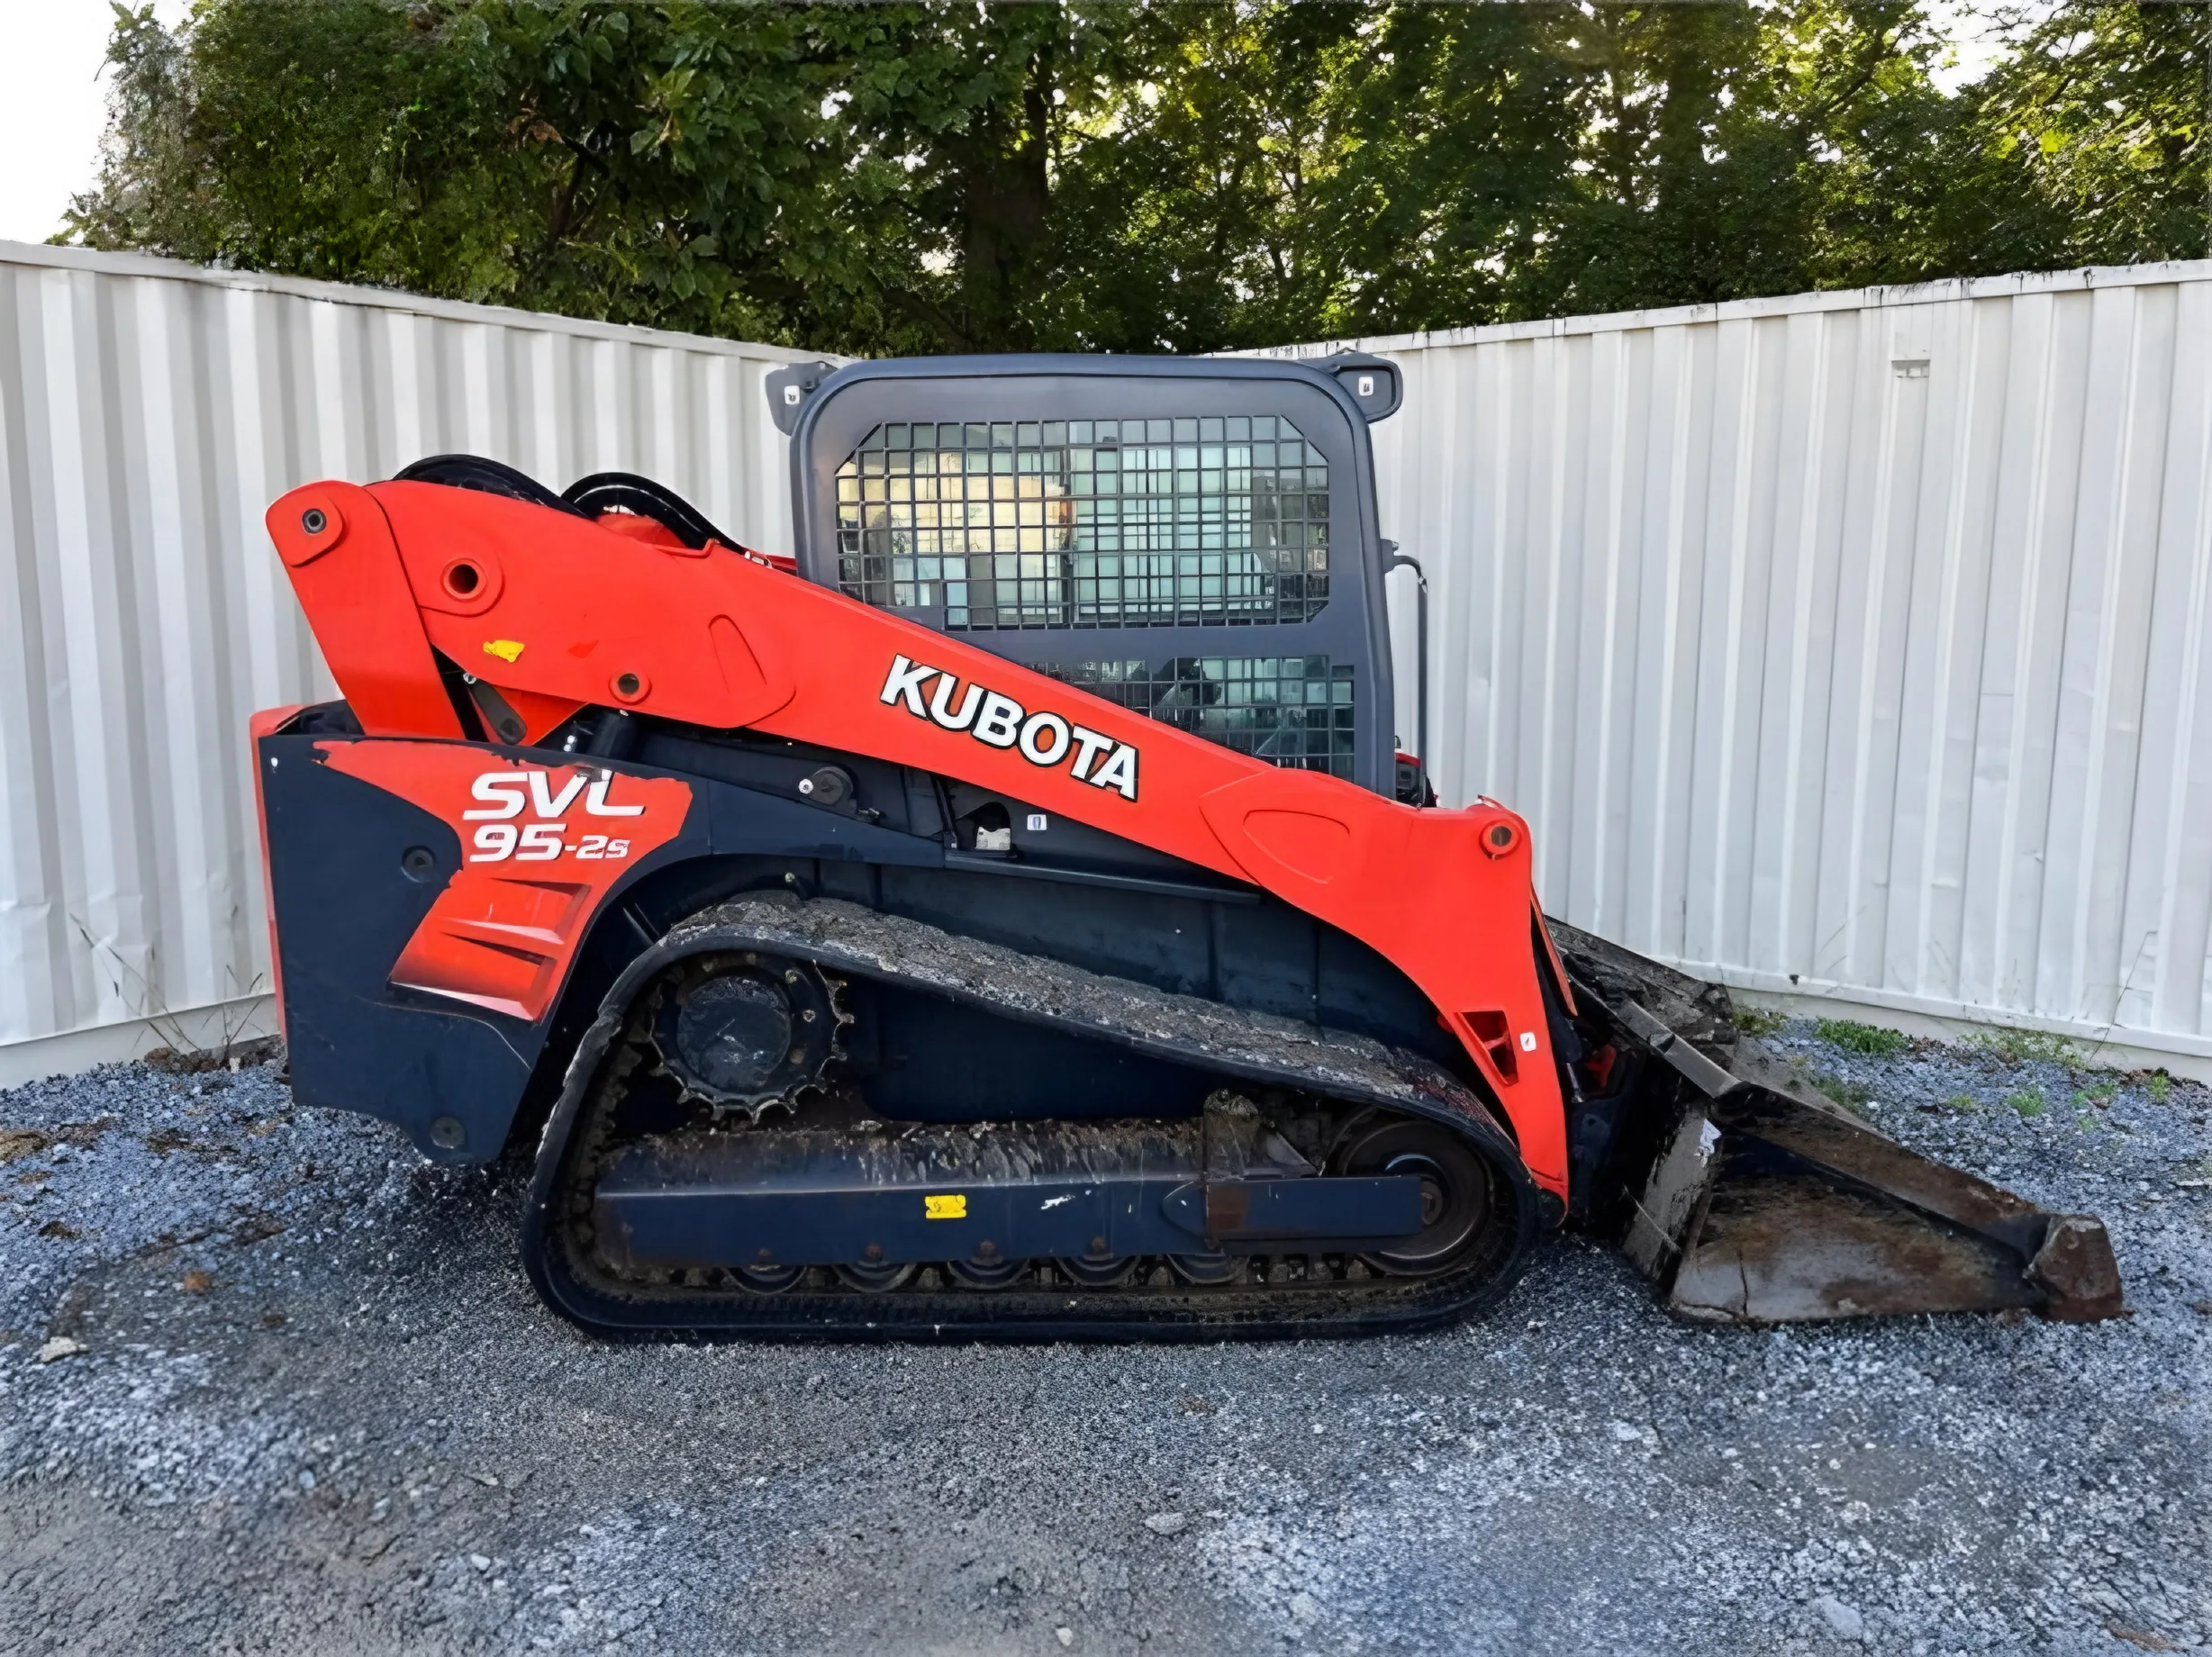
[249, 352, 2121, 1339]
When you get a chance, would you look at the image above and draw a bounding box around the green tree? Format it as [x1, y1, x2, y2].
[1044, 1, 1989, 344]
[64, 1, 2207, 357]
[73, 1, 845, 341]
[72, 1, 1167, 353]
[1038, 3, 1373, 350]
[1968, 0, 2210, 267]
[808, 2, 1135, 350]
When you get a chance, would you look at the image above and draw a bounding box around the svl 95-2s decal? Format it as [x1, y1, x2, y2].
[463, 767, 646, 863]
[880, 654, 1140, 801]
[313, 742, 692, 1022]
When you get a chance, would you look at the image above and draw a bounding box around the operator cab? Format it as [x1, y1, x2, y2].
[769, 354, 1409, 801]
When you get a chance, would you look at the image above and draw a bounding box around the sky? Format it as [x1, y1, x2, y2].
[1926, 0, 2036, 97]
[0, 0, 2029, 250]
[0, 0, 186, 247]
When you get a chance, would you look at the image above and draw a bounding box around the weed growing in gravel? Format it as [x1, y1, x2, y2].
[2073, 1082, 2117, 1111]
[1814, 1019, 1912, 1056]
[2006, 1085, 2046, 1118]
[1945, 1092, 1981, 1113]
[2144, 1073, 2173, 1105]
[1971, 1028, 2081, 1068]
[1808, 1068, 1877, 1116]
[1731, 1006, 1788, 1038]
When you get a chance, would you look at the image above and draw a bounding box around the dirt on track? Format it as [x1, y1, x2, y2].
[0, 1023, 2207, 1656]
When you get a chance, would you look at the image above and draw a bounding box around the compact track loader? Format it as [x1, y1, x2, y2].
[252, 353, 2121, 1338]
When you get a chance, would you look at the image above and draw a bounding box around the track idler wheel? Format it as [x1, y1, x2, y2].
[1333, 1115, 1498, 1277]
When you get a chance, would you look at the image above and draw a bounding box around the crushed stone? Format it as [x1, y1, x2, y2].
[0, 1019, 2204, 1653]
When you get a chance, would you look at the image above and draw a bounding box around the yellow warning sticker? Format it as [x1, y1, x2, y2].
[483, 639, 525, 664]
[924, 1193, 966, 1220]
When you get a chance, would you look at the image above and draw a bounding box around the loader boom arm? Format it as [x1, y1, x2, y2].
[267, 478, 1574, 1199]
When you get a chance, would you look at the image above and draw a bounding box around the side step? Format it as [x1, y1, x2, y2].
[1551, 922, 2125, 1324]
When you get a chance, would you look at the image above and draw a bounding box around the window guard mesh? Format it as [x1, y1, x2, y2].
[1041, 656, 1355, 778]
[835, 416, 1328, 629]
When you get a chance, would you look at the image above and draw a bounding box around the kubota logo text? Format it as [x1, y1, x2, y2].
[880, 654, 1139, 801]
[461, 767, 645, 863]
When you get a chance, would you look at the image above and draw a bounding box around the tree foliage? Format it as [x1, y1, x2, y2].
[1970, 0, 2210, 267]
[65, 1, 2207, 356]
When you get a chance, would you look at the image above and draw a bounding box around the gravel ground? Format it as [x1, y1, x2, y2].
[0, 1021, 2207, 1656]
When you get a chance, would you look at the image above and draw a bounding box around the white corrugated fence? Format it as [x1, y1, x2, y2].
[5, 242, 2211, 1080]
[0, 242, 820, 1082]
[1267, 259, 2212, 1070]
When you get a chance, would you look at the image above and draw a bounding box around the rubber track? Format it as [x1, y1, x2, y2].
[522, 895, 1540, 1342]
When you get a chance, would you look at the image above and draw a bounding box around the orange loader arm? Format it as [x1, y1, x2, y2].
[267, 478, 1573, 1200]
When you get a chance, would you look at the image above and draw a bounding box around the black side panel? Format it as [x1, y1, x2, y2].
[878, 865, 1217, 995]
[867, 863, 1462, 1074]
[258, 731, 940, 1164]
[851, 980, 1218, 1120]
[258, 722, 1469, 1165]
[1317, 924, 1447, 1055]
[258, 744, 539, 1160]
[640, 728, 920, 836]
[1213, 898, 1328, 1023]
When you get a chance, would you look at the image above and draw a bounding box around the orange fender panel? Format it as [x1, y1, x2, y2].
[318, 742, 692, 1022]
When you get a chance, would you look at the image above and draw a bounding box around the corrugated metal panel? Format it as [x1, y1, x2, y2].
[1262, 260, 2212, 1064]
[0, 242, 820, 1077]
[9, 245, 2210, 1077]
